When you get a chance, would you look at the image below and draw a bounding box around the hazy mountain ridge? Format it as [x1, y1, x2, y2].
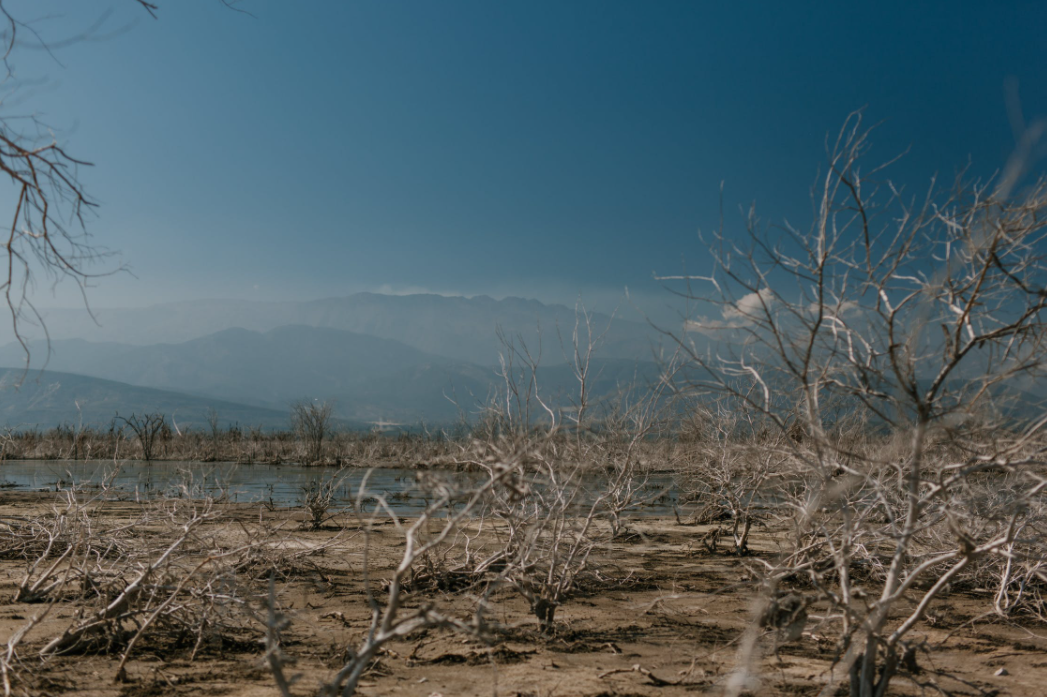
[0, 328, 667, 426]
[0, 326, 461, 413]
[4, 293, 663, 365]
[0, 293, 673, 426]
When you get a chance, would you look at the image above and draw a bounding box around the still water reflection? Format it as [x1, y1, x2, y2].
[0, 460, 681, 516]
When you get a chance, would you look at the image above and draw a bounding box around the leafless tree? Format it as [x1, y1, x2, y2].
[494, 325, 556, 436]
[290, 399, 334, 464]
[0, 0, 245, 367]
[206, 407, 222, 461]
[557, 302, 616, 434]
[660, 112, 1047, 697]
[114, 412, 166, 461]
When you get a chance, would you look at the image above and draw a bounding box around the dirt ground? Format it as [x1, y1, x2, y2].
[1, 492, 1045, 697]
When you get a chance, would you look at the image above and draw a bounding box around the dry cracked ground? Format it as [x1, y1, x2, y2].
[1, 491, 1044, 697]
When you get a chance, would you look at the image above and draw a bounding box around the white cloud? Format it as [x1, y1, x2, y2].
[723, 288, 775, 322]
[685, 288, 775, 335]
[806, 299, 860, 317]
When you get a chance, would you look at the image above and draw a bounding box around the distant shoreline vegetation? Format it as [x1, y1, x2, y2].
[0, 422, 464, 466]
[0, 419, 678, 467]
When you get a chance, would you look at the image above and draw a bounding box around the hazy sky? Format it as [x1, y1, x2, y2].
[6, 0, 1046, 320]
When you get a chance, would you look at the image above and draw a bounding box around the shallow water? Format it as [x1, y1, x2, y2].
[0, 460, 682, 516]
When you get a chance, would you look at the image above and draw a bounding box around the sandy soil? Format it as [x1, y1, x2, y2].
[1, 492, 1044, 697]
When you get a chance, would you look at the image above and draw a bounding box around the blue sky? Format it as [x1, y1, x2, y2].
[6, 0, 1046, 321]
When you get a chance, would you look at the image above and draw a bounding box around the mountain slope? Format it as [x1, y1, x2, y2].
[0, 369, 294, 429]
[0, 331, 667, 426]
[0, 326, 456, 410]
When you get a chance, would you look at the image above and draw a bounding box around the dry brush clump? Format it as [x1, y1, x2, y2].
[428, 425, 667, 638]
[35, 487, 260, 661]
[0, 432, 657, 697]
[297, 465, 351, 530]
[671, 403, 793, 554]
[482, 459, 605, 634]
[258, 460, 526, 697]
[0, 470, 357, 696]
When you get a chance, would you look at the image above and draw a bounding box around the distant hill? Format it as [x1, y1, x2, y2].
[0, 369, 296, 430]
[0, 326, 456, 409]
[0, 327, 480, 419]
[0, 326, 667, 426]
[1, 293, 665, 365]
[0, 292, 679, 427]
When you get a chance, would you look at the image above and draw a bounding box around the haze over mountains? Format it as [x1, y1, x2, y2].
[0, 293, 671, 429]
[1, 293, 659, 364]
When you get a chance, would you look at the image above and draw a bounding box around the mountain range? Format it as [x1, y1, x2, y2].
[0, 293, 673, 428]
[1, 293, 663, 365]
